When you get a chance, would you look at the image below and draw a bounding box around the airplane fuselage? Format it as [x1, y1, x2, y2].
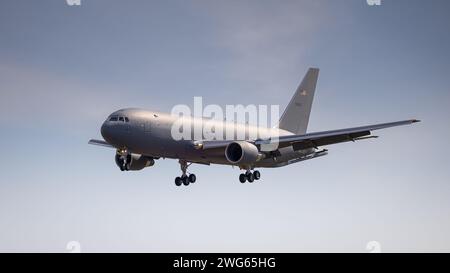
[100, 108, 313, 168]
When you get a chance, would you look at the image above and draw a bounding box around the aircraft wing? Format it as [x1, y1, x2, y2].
[197, 119, 419, 151]
[88, 139, 114, 148]
[254, 119, 420, 150]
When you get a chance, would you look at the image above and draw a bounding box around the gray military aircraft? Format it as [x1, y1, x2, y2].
[89, 68, 419, 186]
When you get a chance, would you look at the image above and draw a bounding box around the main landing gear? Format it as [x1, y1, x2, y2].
[175, 160, 196, 187]
[239, 170, 261, 183]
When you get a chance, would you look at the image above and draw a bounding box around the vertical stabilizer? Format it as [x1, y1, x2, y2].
[278, 68, 319, 134]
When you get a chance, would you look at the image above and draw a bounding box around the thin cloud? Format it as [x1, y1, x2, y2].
[197, 0, 329, 94]
[0, 63, 123, 129]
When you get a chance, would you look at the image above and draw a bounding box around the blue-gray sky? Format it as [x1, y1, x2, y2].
[1, 0, 450, 252]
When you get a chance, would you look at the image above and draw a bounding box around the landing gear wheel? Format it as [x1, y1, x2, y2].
[188, 174, 196, 183]
[178, 160, 195, 186]
[253, 170, 261, 180]
[247, 172, 255, 183]
[182, 175, 190, 186]
[175, 177, 182, 186]
[239, 174, 247, 183]
[116, 152, 130, 172]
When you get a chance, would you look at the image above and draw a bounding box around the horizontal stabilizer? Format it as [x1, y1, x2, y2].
[287, 149, 328, 165]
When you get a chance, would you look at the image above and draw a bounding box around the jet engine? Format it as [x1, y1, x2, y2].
[115, 153, 155, 171]
[225, 141, 262, 165]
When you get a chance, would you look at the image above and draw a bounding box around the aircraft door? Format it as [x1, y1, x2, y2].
[150, 114, 167, 154]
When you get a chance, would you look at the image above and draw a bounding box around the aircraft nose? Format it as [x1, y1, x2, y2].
[101, 121, 112, 142]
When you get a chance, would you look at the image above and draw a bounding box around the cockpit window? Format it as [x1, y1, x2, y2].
[109, 116, 129, 122]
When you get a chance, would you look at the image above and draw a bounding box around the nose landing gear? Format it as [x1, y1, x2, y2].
[175, 160, 197, 187]
[115, 151, 131, 171]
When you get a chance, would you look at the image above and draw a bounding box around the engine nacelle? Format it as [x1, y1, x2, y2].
[115, 153, 155, 171]
[225, 141, 262, 165]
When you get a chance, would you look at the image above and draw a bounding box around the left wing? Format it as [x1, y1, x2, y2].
[197, 119, 420, 151]
[255, 119, 420, 150]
